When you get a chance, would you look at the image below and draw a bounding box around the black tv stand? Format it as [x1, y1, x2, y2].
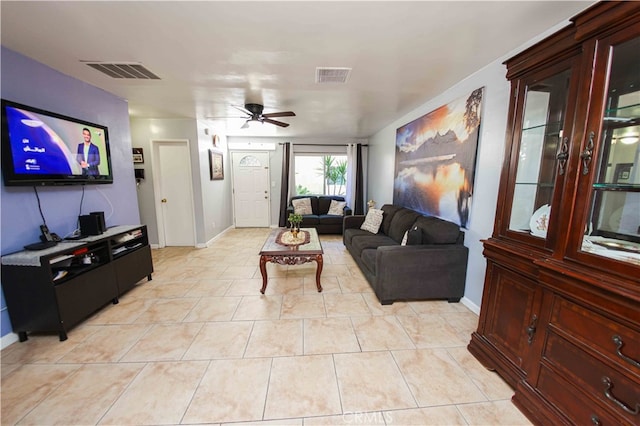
[2, 225, 153, 341]
[64, 234, 85, 241]
[24, 241, 58, 251]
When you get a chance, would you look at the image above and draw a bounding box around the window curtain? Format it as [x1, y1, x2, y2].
[346, 143, 366, 215]
[278, 142, 292, 227]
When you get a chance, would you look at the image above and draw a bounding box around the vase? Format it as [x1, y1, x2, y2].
[290, 222, 300, 239]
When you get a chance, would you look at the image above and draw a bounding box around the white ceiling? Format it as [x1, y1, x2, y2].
[1, 1, 594, 139]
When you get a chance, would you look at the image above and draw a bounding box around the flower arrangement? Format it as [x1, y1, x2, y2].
[288, 212, 303, 225]
[288, 213, 303, 238]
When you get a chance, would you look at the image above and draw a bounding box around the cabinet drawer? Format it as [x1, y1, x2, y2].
[55, 264, 118, 330]
[538, 364, 630, 426]
[543, 331, 640, 423]
[112, 245, 152, 295]
[549, 296, 640, 376]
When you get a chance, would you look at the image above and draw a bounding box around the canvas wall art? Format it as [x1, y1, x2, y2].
[393, 87, 484, 228]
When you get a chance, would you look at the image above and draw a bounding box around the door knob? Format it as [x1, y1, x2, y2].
[161, 198, 167, 203]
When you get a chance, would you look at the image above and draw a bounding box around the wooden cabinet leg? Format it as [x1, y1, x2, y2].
[59, 331, 67, 341]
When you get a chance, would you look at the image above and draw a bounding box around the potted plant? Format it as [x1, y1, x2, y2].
[288, 213, 303, 237]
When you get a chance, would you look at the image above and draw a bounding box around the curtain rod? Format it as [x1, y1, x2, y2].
[278, 143, 368, 147]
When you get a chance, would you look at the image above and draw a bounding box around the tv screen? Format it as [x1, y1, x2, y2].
[1, 99, 113, 186]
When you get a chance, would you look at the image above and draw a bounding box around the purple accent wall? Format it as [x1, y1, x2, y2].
[1, 47, 141, 339]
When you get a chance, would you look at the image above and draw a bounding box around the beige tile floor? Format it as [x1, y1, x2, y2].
[1, 228, 532, 425]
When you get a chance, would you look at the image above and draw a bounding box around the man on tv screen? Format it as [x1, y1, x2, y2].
[76, 127, 100, 176]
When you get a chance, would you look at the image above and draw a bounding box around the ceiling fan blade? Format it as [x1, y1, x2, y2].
[232, 104, 252, 115]
[262, 111, 296, 118]
[263, 118, 290, 127]
[240, 120, 250, 129]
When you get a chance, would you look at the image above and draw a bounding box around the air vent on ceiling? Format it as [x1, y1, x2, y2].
[316, 67, 351, 84]
[84, 62, 160, 79]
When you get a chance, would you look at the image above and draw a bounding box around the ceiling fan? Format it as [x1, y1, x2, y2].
[231, 103, 296, 128]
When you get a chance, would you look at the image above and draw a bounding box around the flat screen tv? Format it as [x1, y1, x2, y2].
[1, 99, 114, 186]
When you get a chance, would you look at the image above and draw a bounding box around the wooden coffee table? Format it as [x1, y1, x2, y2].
[259, 228, 323, 294]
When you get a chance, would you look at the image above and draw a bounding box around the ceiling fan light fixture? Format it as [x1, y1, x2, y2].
[241, 118, 263, 129]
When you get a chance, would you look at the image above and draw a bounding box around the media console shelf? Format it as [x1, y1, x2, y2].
[1, 225, 153, 342]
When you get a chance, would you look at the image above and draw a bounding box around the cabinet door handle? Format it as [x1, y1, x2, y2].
[526, 314, 538, 345]
[602, 376, 640, 415]
[612, 335, 640, 368]
[580, 132, 595, 175]
[590, 414, 601, 426]
[556, 137, 569, 175]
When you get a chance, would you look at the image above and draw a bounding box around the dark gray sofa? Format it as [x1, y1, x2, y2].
[343, 204, 468, 305]
[287, 195, 352, 234]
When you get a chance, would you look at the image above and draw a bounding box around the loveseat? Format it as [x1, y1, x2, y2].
[343, 204, 468, 304]
[287, 195, 352, 234]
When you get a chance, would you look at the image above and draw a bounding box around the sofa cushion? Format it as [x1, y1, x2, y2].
[360, 248, 378, 275]
[318, 214, 343, 225]
[360, 208, 383, 234]
[413, 216, 461, 244]
[300, 215, 320, 226]
[327, 200, 346, 216]
[381, 204, 403, 236]
[388, 209, 421, 243]
[318, 196, 345, 214]
[351, 234, 397, 257]
[292, 197, 313, 215]
[344, 227, 371, 245]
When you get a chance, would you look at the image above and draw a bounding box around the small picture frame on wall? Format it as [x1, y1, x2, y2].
[209, 150, 223, 180]
[132, 147, 144, 164]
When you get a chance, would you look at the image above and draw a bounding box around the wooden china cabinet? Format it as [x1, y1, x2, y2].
[468, 2, 640, 425]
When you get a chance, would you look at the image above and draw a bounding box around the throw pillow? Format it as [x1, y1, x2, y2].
[292, 197, 313, 215]
[327, 200, 346, 216]
[407, 225, 423, 245]
[401, 230, 408, 246]
[360, 208, 383, 234]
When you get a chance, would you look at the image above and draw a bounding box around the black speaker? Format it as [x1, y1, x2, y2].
[79, 214, 103, 236]
[90, 211, 106, 233]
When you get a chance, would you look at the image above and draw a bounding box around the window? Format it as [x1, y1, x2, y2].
[294, 154, 347, 195]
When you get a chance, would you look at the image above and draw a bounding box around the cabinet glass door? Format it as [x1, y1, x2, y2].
[580, 35, 640, 266]
[508, 69, 572, 240]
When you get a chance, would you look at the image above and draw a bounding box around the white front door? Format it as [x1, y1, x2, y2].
[232, 151, 270, 227]
[154, 140, 196, 246]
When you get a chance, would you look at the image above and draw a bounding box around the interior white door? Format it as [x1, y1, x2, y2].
[156, 141, 195, 246]
[232, 151, 270, 227]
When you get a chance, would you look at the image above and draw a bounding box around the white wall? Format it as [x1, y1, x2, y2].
[367, 20, 572, 311]
[368, 62, 510, 310]
[197, 122, 234, 243]
[228, 136, 366, 227]
[129, 118, 233, 246]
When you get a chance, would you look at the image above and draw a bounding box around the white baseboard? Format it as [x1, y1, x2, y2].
[203, 225, 235, 247]
[1, 332, 19, 350]
[461, 296, 480, 315]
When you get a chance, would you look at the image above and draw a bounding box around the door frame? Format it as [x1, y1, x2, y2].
[150, 139, 196, 247]
[230, 150, 271, 228]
